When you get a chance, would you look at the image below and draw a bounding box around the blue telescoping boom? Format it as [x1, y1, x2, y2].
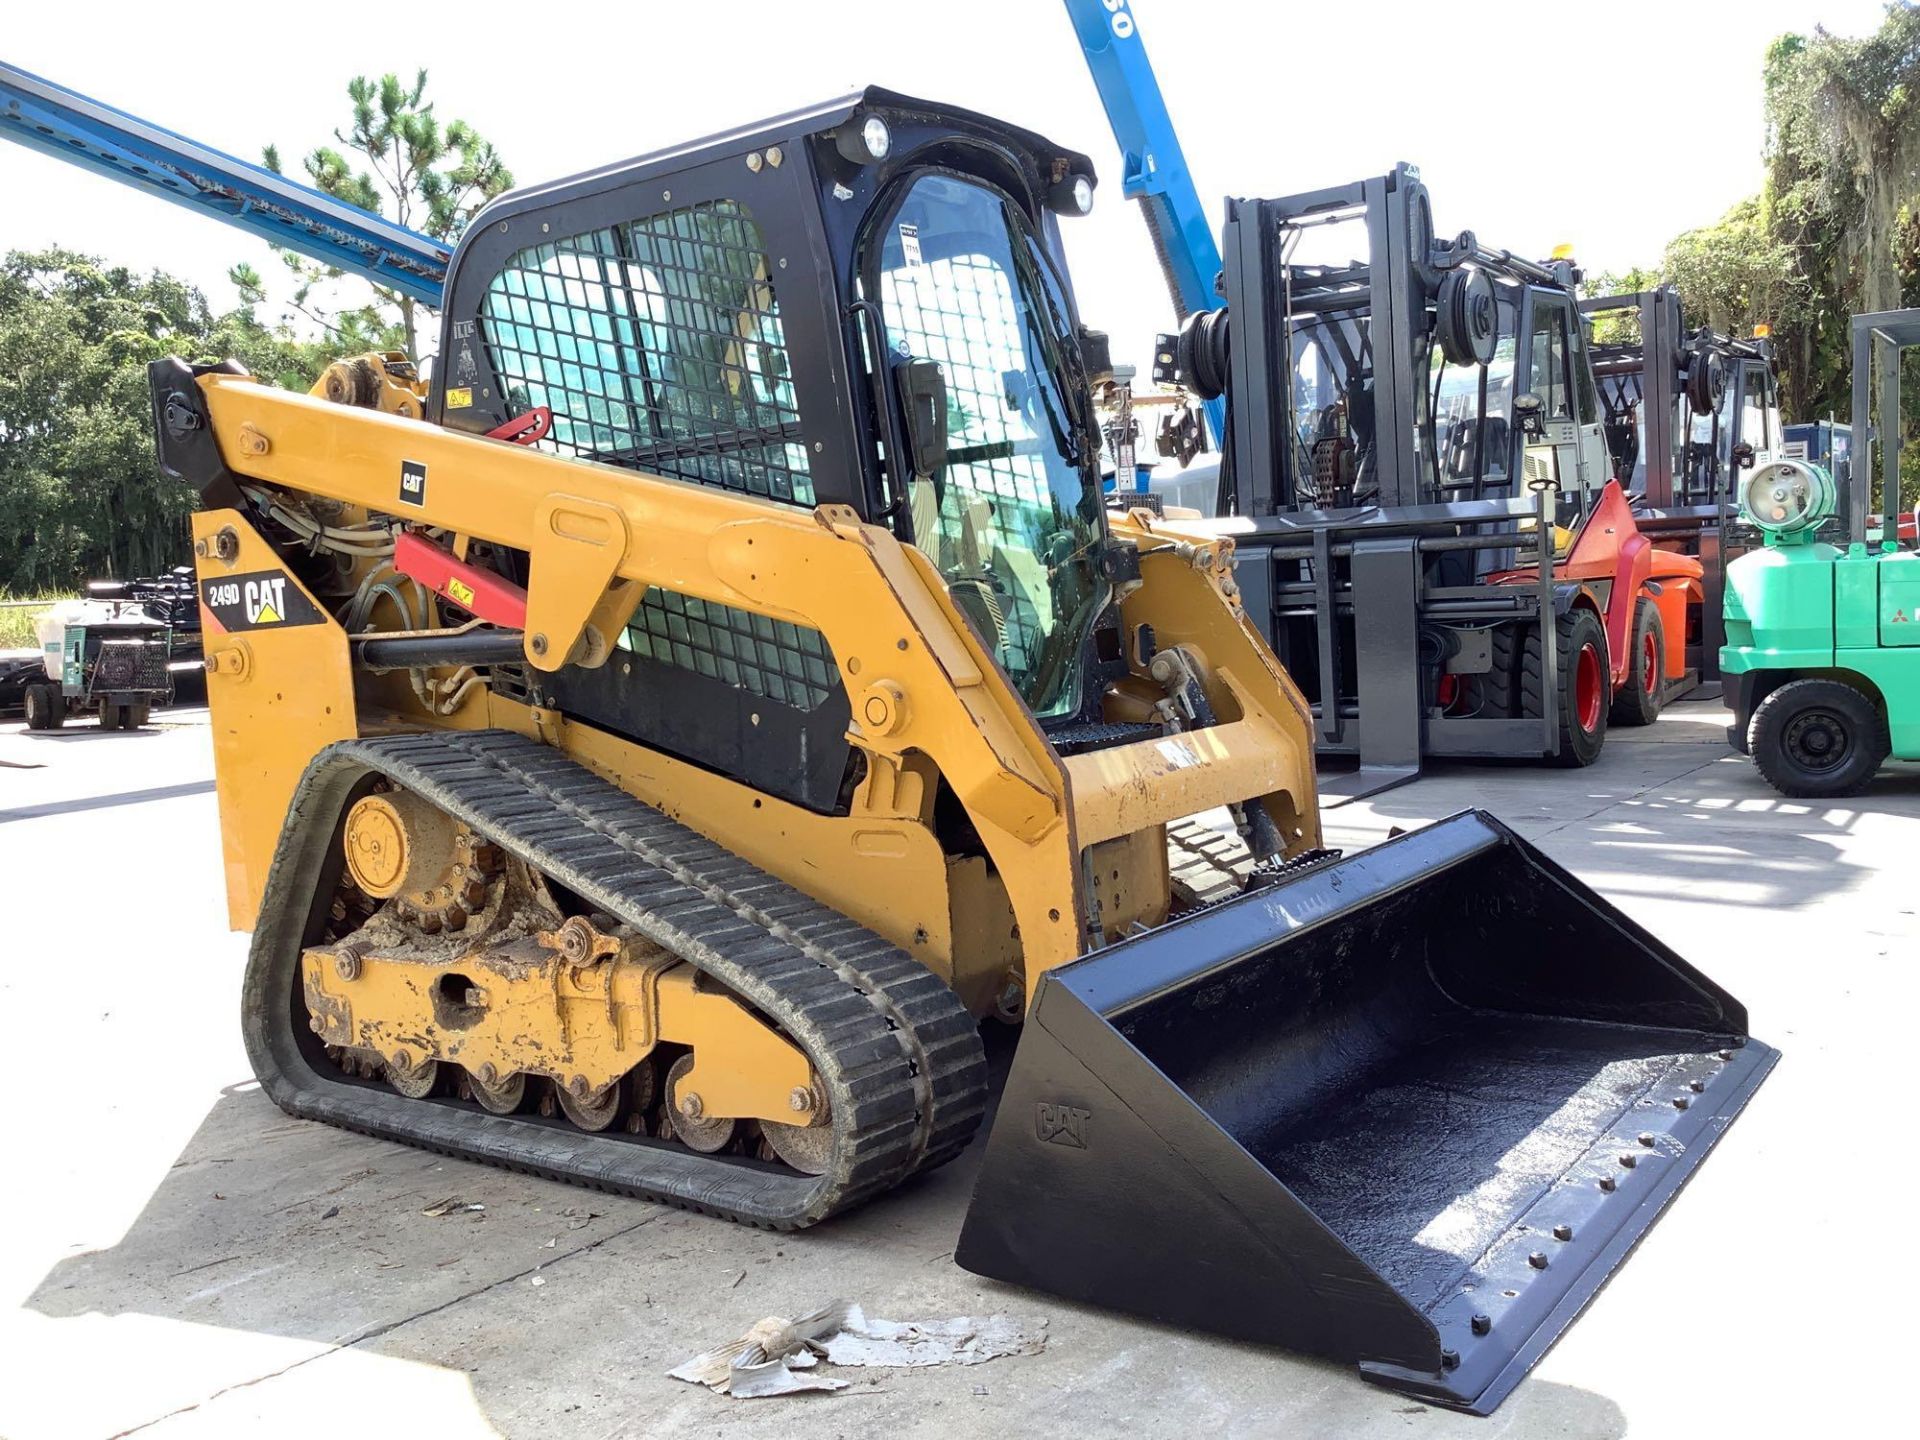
[0, 60, 447, 307]
[1060, 0, 1224, 442]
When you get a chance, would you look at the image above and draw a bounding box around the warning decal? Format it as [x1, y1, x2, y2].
[201, 570, 325, 632]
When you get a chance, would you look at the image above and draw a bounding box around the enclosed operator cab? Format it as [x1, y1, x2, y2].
[432, 90, 1129, 813]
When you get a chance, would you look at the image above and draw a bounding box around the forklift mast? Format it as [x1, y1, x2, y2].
[1182, 164, 1605, 521]
[1580, 287, 1780, 510]
[1845, 310, 1920, 544]
[1583, 288, 1687, 505]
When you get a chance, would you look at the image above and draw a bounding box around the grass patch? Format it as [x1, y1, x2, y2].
[0, 593, 73, 651]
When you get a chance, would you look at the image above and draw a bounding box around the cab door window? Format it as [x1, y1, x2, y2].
[1741, 363, 1777, 462]
[870, 173, 1106, 721]
[1528, 301, 1574, 421]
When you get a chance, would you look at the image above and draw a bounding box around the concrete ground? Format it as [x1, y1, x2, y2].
[1, 696, 1914, 1438]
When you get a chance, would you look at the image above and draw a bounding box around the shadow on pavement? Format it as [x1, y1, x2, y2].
[21, 1067, 1632, 1439]
[1340, 750, 1920, 913]
[0, 779, 217, 824]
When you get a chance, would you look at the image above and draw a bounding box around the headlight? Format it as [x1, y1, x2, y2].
[1049, 173, 1096, 216]
[1739, 459, 1836, 536]
[835, 114, 891, 165]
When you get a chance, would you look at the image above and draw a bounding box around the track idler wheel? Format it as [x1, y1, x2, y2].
[762, 1082, 834, 1176]
[341, 787, 497, 934]
[386, 1053, 439, 1099]
[665, 1054, 736, 1153]
[557, 1075, 622, 1132]
[465, 1065, 527, 1115]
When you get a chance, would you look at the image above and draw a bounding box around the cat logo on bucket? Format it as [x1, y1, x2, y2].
[1035, 1102, 1090, 1149]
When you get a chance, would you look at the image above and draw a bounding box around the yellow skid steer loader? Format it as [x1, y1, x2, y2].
[148, 91, 1773, 1412]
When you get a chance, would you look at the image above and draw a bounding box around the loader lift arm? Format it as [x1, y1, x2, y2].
[0, 60, 447, 306]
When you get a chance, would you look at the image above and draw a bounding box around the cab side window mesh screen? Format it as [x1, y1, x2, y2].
[621, 589, 836, 708]
[480, 199, 814, 506]
[479, 199, 836, 709]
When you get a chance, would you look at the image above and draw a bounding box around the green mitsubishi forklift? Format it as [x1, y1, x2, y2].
[1723, 309, 1920, 795]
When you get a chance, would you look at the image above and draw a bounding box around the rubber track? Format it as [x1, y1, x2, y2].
[242, 730, 987, 1228]
[1166, 816, 1256, 907]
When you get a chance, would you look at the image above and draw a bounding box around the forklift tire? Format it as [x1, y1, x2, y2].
[1748, 678, 1888, 798]
[1523, 608, 1608, 767]
[1610, 598, 1664, 728]
[99, 699, 124, 730]
[24, 683, 57, 731]
[124, 699, 151, 729]
[1489, 622, 1522, 715]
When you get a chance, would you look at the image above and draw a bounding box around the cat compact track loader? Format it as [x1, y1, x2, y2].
[146, 91, 1775, 1413]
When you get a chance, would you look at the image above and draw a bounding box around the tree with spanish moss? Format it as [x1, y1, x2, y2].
[1767, 7, 1920, 318]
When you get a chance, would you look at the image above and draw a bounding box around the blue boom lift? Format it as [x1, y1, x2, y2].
[1, 60, 446, 305]
[1060, 0, 1224, 447]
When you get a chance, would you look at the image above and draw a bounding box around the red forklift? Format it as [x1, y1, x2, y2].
[1582, 288, 1782, 697]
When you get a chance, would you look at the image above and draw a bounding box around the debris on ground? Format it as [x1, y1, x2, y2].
[822, 1307, 1045, 1368]
[670, 1302, 851, 1396]
[668, 1299, 1047, 1398]
[421, 1197, 485, 1217]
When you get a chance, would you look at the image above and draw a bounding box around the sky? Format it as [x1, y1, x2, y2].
[0, 0, 1896, 379]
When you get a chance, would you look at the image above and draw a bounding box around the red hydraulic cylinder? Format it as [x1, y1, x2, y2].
[394, 530, 529, 628]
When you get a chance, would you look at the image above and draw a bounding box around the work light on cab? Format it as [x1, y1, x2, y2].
[835, 113, 890, 164]
[1048, 172, 1095, 215]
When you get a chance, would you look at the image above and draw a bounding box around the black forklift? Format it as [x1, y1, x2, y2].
[1155, 165, 1692, 801]
[87, 567, 202, 668]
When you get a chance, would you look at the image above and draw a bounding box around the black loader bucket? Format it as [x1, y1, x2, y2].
[955, 811, 1776, 1414]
